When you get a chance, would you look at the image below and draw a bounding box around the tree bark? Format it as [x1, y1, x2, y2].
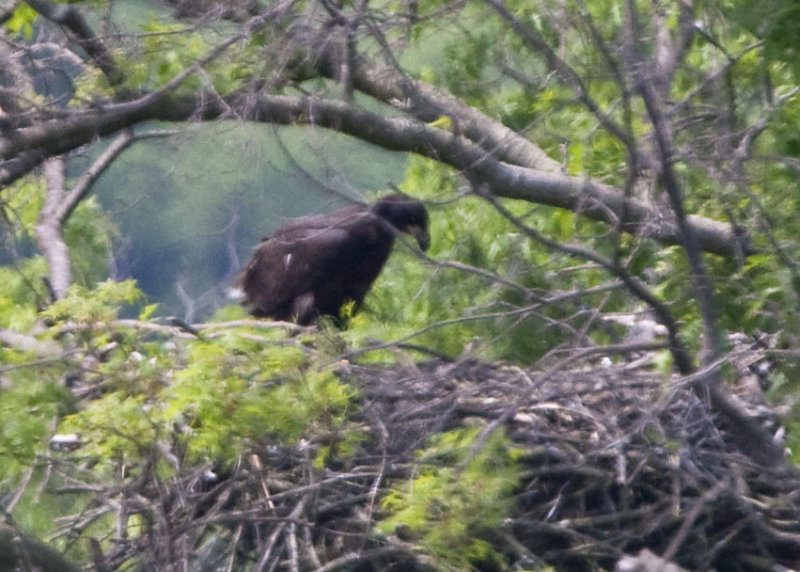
[2, 93, 748, 259]
[36, 157, 71, 299]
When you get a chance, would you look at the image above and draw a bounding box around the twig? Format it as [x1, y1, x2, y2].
[287, 519, 300, 572]
[662, 479, 729, 561]
[3, 464, 35, 513]
[314, 547, 412, 572]
[25, 0, 122, 84]
[254, 496, 307, 572]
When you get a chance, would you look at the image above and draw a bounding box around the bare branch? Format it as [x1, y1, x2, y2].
[626, 0, 784, 467]
[651, 0, 696, 94]
[0, 328, 61, 356]
[36, 157, 71, 298]
[56, 130, 124, 219]
[24, 0, 122, 84]
[31, 129, 178, 299]
[485, 0, 632, 148]
[0, 92, 747, 258]
[308, 36, 561, 172]
[473, 185, 693, 374]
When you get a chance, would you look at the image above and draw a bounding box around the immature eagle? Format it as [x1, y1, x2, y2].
[237, 195, 430, 325]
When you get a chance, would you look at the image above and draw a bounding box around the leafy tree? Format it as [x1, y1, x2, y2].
[3, 0, 800, 569]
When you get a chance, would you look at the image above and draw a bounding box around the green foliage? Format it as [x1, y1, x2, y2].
[0, 184, 122, 485]
[65, 197, 116, 285]
[397, 0, 800, 377]
[123, 20, 210, 91]
[721, 0, 800, 73]
[8, 256, 370, 565]
[441, 31, 494, 102]
[7, 0, 800, 564]
[57, 320, 360, 470]
[0, 374, 71, 479]
[41, 279, 142, 324]
[1, 178, 44, 241]
[1, 176, 115, 292]
[0, 271, 359, 536]
[0, 259, 49, 331]
[350, 158, 630, 363]
[120, 17, 255, 95]
[71, 65, 113, 105]
[3, 3, 37, 39]
[379, 426, 522, 569]
[162, 335, 357, 466]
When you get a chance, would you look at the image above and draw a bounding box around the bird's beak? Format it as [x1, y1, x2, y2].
[406, 225, 430, 251]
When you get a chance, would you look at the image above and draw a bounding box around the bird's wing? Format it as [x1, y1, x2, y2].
[238, 224, 354, 317]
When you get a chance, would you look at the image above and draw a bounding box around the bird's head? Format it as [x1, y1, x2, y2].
[373, 195, 430, 251]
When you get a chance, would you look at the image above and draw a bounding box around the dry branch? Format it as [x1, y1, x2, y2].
[46, 353, 800, 571]
[0, 91, 747, 259]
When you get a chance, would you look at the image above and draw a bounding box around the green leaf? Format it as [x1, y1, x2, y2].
[4, 4, 37, 39]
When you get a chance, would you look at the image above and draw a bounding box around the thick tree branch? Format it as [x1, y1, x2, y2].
[0, 0, 746, 262]
[307, 39, 562, 172]
[36, 157, 71, 298]
[1, 92, 747, 259]
[651, 0, 696, 95]
[33, 129, 175, 299]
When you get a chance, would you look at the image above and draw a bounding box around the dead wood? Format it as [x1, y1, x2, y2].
[49, 355, 800, 571]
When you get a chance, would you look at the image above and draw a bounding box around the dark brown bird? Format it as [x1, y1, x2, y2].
[237, 195, 430, 325]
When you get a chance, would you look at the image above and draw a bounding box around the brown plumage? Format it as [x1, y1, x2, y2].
[237, 195, 430, 325]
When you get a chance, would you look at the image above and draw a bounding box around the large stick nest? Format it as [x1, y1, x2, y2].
[51, 353, 800, 571]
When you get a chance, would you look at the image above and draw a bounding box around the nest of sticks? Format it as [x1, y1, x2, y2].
[46, 353, 800, 571]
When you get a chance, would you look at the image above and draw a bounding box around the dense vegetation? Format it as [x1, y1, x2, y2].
[2, 0, 800, 569]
